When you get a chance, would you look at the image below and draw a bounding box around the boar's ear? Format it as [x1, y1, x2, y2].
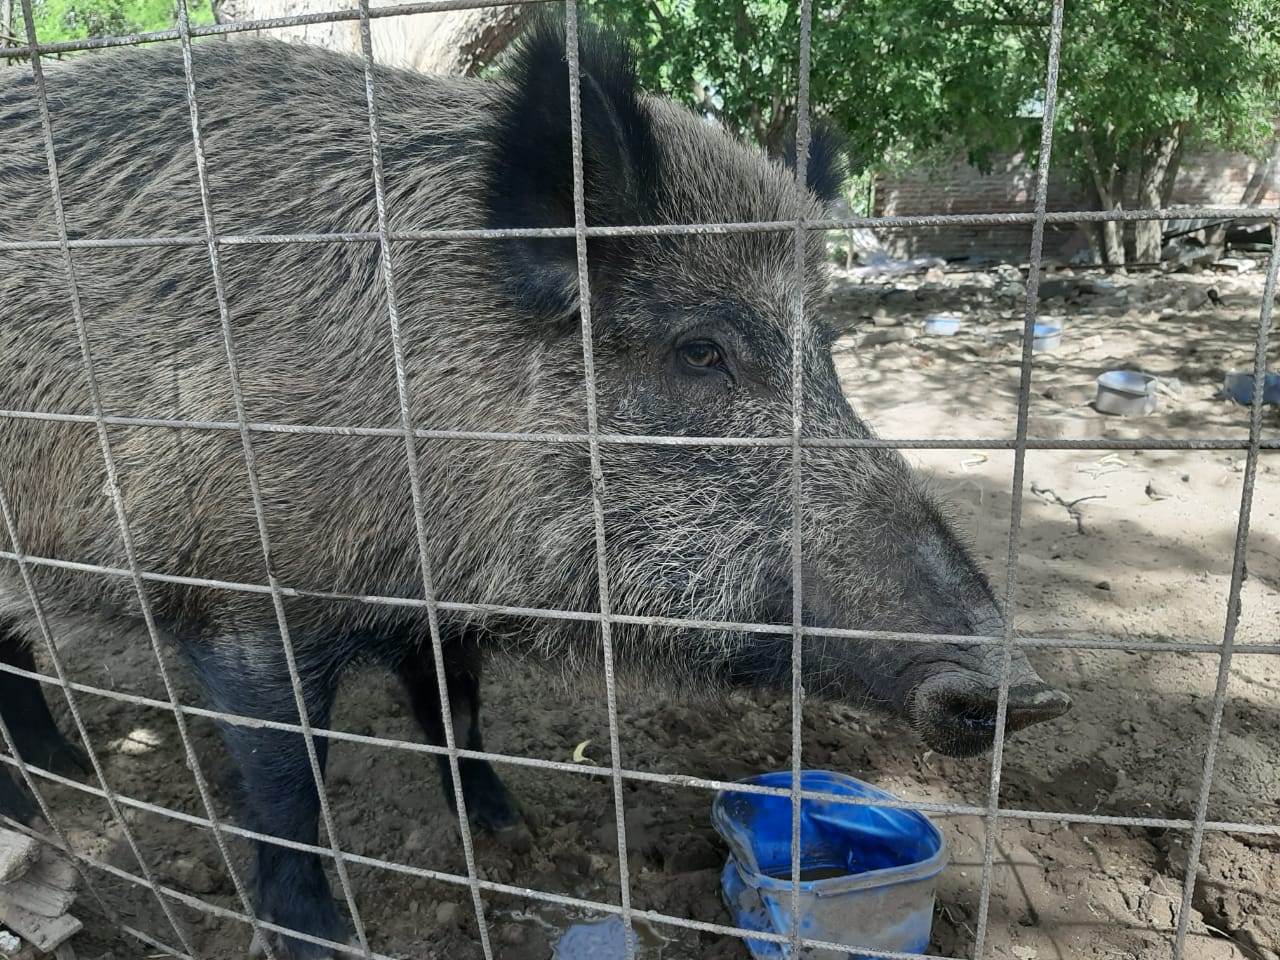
[778, 122, 848, 208]
[484, 11, 661, 318]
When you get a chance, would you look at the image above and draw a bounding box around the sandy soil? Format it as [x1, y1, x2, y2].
[4, 262, 1278, 960]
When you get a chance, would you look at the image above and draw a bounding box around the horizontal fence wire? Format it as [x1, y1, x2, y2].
[0, 0, 551, 59]
[5, 547, 1280, 654]
[2, 0, 1278, 959]
[5, 742, 1278, 839]
[2, 207, 1277, 253]
[2, 409, 1279, 450]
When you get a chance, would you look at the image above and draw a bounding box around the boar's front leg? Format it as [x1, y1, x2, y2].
[186, 641, 351, 960]
[0, 623, 88, 825]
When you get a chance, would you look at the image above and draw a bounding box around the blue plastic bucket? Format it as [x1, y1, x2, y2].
[711, 771, 948, 960]
[1222, 370, 1280, 405]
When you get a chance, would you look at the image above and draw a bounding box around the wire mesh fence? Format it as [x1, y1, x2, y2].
[0, 1, 1276, 959]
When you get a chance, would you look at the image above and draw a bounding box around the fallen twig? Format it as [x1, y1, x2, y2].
[1030, 483, 1106, 534]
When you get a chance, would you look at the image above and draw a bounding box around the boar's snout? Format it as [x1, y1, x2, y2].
[906, 664, 1072, 758]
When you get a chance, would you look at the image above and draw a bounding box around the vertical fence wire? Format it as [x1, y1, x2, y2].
[352, 0, 496, 954]
[972, 3, 1067, 958]
[167, 4, 377, 955]
[786, 0, 815, 954]
[11, 2, 243, 954]
[3, 3, 1277, 959]
[21, 6, 310, 957]
[562, 4, 637, 956]
[1170, 220, 1279, 959]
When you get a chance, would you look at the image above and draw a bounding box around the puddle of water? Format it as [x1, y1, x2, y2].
[552, 915, 637, 959]
[501, 906, 684, 960]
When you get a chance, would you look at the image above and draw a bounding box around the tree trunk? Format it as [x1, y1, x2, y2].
[1, 0, 14, 55]
[1079, 126, 1127, 269]
[209, 0, 531, 76]
[1203, 136, 1280, 255]
[1133, 125, 1182, 265]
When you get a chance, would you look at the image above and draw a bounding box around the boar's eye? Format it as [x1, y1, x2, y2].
[678, 340, 726, 373]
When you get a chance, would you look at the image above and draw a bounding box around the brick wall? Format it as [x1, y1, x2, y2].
[873, 148, 1278, 263]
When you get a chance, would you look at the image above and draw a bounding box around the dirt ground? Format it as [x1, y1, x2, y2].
[5, 260, 1279, 960]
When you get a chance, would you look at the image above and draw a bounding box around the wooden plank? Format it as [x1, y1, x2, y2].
[0, 828, 39, 884]
[0, 900, 82, 952]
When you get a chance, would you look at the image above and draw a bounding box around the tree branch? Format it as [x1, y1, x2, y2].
[643, 0, 669, 33]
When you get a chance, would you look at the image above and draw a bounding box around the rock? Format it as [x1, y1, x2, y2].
[1094, 581, 1112, 591]
[1037, 278, 1073, 301]
[403, 828, 428, 852]
[1145, 480, 1172, 501]
[435, 900, 461, 928]
[859, 327, 916, 348]
[924, 267, 946, 283]
[111, 728, 163, 756]
[498, 922, 525, 946]
[0, 830, 40, 883]
[1040, 383, 1097, 406]
[998, 281, 1027, 299]
[166, 857, 218, 895]
[1213, 257, 1255, 273]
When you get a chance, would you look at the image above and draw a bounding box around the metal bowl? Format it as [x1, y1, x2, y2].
[1095, 370, 1158, 416]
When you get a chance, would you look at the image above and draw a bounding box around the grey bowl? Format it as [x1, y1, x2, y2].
[1032, 323, 1062, 351]
[1095, 370, 1157, 416]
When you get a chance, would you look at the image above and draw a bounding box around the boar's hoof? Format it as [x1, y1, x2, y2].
[453, 788, 532, 853]
[454, 763, 527, 839]
[249, 928, 358, 960]
[908, 672, 1072, 758]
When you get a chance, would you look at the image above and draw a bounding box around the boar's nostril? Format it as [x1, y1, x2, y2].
[1006, 683, 1072, 730]
[909, 674, 1071, 758]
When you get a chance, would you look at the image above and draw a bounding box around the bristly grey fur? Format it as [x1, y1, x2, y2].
[2, 17, 1070, 956]
[0, 19, 1065, 709]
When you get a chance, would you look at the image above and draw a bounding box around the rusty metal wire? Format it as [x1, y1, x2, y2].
[1, 205, 1276, 254]
[973, 5, 1066, 957]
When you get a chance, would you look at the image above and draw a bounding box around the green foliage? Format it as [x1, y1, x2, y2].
[1054, 0, 1280, 179]
[586, 0, 1048, 171]
[16, 0, 213, 44]
[586, 0, 1280, 207]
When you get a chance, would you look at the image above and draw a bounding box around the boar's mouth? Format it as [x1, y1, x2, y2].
[906, 669, 1072, 758]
